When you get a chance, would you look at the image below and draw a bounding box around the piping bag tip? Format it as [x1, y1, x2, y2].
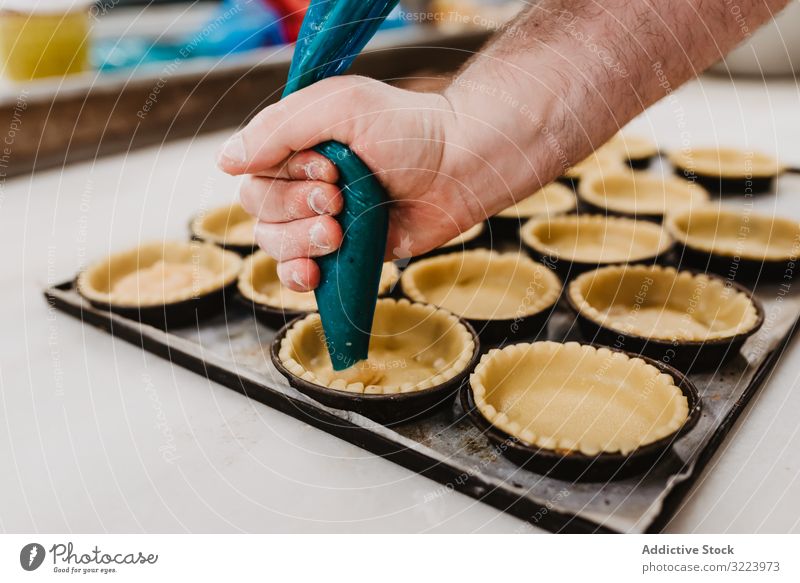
[281, 0, 399, 370]
[313, 141, 389, 371]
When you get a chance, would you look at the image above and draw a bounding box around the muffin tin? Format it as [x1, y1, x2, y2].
[49, 130, 800, 532]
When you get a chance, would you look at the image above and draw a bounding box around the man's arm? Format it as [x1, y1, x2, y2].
[217, 0, 789, 290]
[443, 0, 790, 218]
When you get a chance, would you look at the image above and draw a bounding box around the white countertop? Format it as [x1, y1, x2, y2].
[2, 74, 800, 534]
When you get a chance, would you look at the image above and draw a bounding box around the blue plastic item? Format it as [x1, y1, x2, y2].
[283, 0, 399, 370]
[94, 0, 284, 72]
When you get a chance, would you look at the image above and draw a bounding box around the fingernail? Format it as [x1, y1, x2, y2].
[309, 221, 331, 250]
[307, 187, 328, 215]
[218, 132, 246, 165]
[290, 270, 306, 289]
[304, 160, 325, 181]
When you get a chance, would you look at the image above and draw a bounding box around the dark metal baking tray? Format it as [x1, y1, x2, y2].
[43, 273, 800, 533]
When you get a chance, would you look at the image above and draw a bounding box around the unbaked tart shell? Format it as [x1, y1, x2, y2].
[666, 206, 800, 280]
[578, 169, 709, 220]
[568, 265, 763, 370]
[603, 133, 660, 168]
[496, 183, 577, 220]
[470, 341, 690, 456]
[277, 298, 475, 394]
[561, 150, 626, 183]
[667, 147, 784, 194]
[238, 251, 401, 326]
[190, 202, 257, 255]
[570, 264, 761, 338]
[520, 214, 673, 276]
[400, 249, 562, 344]
[77, 241, 242, 327]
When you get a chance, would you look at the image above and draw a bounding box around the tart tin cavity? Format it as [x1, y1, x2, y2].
[491, 183, 577, 240]
[77, 241, 242, 328]
[271, 298, 480, 425]
[666, 206, 800, 281]
[190, 202, 257, 255]
[237, 251, 400, 327]
[568, 265, 764, 371]
[577, 169, 709, 221]
[667, 147, 784, 195]
[400, 250, 562, 345]
[519, 214, 673, 278]
[463, 342, 701, 482]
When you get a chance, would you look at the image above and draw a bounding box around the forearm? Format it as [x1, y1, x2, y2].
[443, 0, 789, 216]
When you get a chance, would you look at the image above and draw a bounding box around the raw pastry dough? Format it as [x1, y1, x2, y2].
[497, 182, 576, 219]
[77, 241, 242, 307]
[667, 147, 784, 179]
[441, 222, 485, 249]
[578, 170, 708, 217]
[569, 265, 760, 342]
[667, 206, 800, 261]
[277, 299, 475, 394]
[191, 203, 257, 246]
[603, 133, 659, 162]
[470, 341, 689, 455]
[401, 249, 561, 320]
[520, 214, 672, 264]
[563, 149, 625, 180]
[239, 251, 400, 311]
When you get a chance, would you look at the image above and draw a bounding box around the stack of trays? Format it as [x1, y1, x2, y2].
[72, 133, 796, 482]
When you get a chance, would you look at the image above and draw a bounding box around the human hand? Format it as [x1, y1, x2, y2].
[216, 75, 498, 291]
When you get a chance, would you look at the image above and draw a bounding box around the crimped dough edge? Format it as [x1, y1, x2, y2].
[470, 341, 689, 455]
[441, 222, 485, 249]
[496, 183, 577, 219]
[239, 251, 400, 311]
[277, 298, 476, 395]
[568, 264, 760, 342]
[519, 214, 673, 264]
[577, 169, 709, 216]
[666, 206, 800, 261]
[190, 203, 256, 247]
[667, 147, 785, 179]
[400, 249, 562, 319]
[77, 240, 242, 307]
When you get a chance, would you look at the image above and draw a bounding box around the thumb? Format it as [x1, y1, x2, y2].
[216, 76, 374, 176]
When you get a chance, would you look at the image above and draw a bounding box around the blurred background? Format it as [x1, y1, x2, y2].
[0, 0, 529, 176]
[1, 0, 797, 178]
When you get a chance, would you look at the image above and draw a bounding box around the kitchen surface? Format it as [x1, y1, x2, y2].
[2, 70, 800, 533]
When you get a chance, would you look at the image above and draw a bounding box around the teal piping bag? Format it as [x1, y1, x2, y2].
[282, 0, 399, 370]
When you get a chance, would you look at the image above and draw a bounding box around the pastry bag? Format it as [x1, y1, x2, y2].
[282, 0, 398, 370]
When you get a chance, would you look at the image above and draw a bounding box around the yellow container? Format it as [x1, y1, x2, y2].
[0, 1, 92, 81]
